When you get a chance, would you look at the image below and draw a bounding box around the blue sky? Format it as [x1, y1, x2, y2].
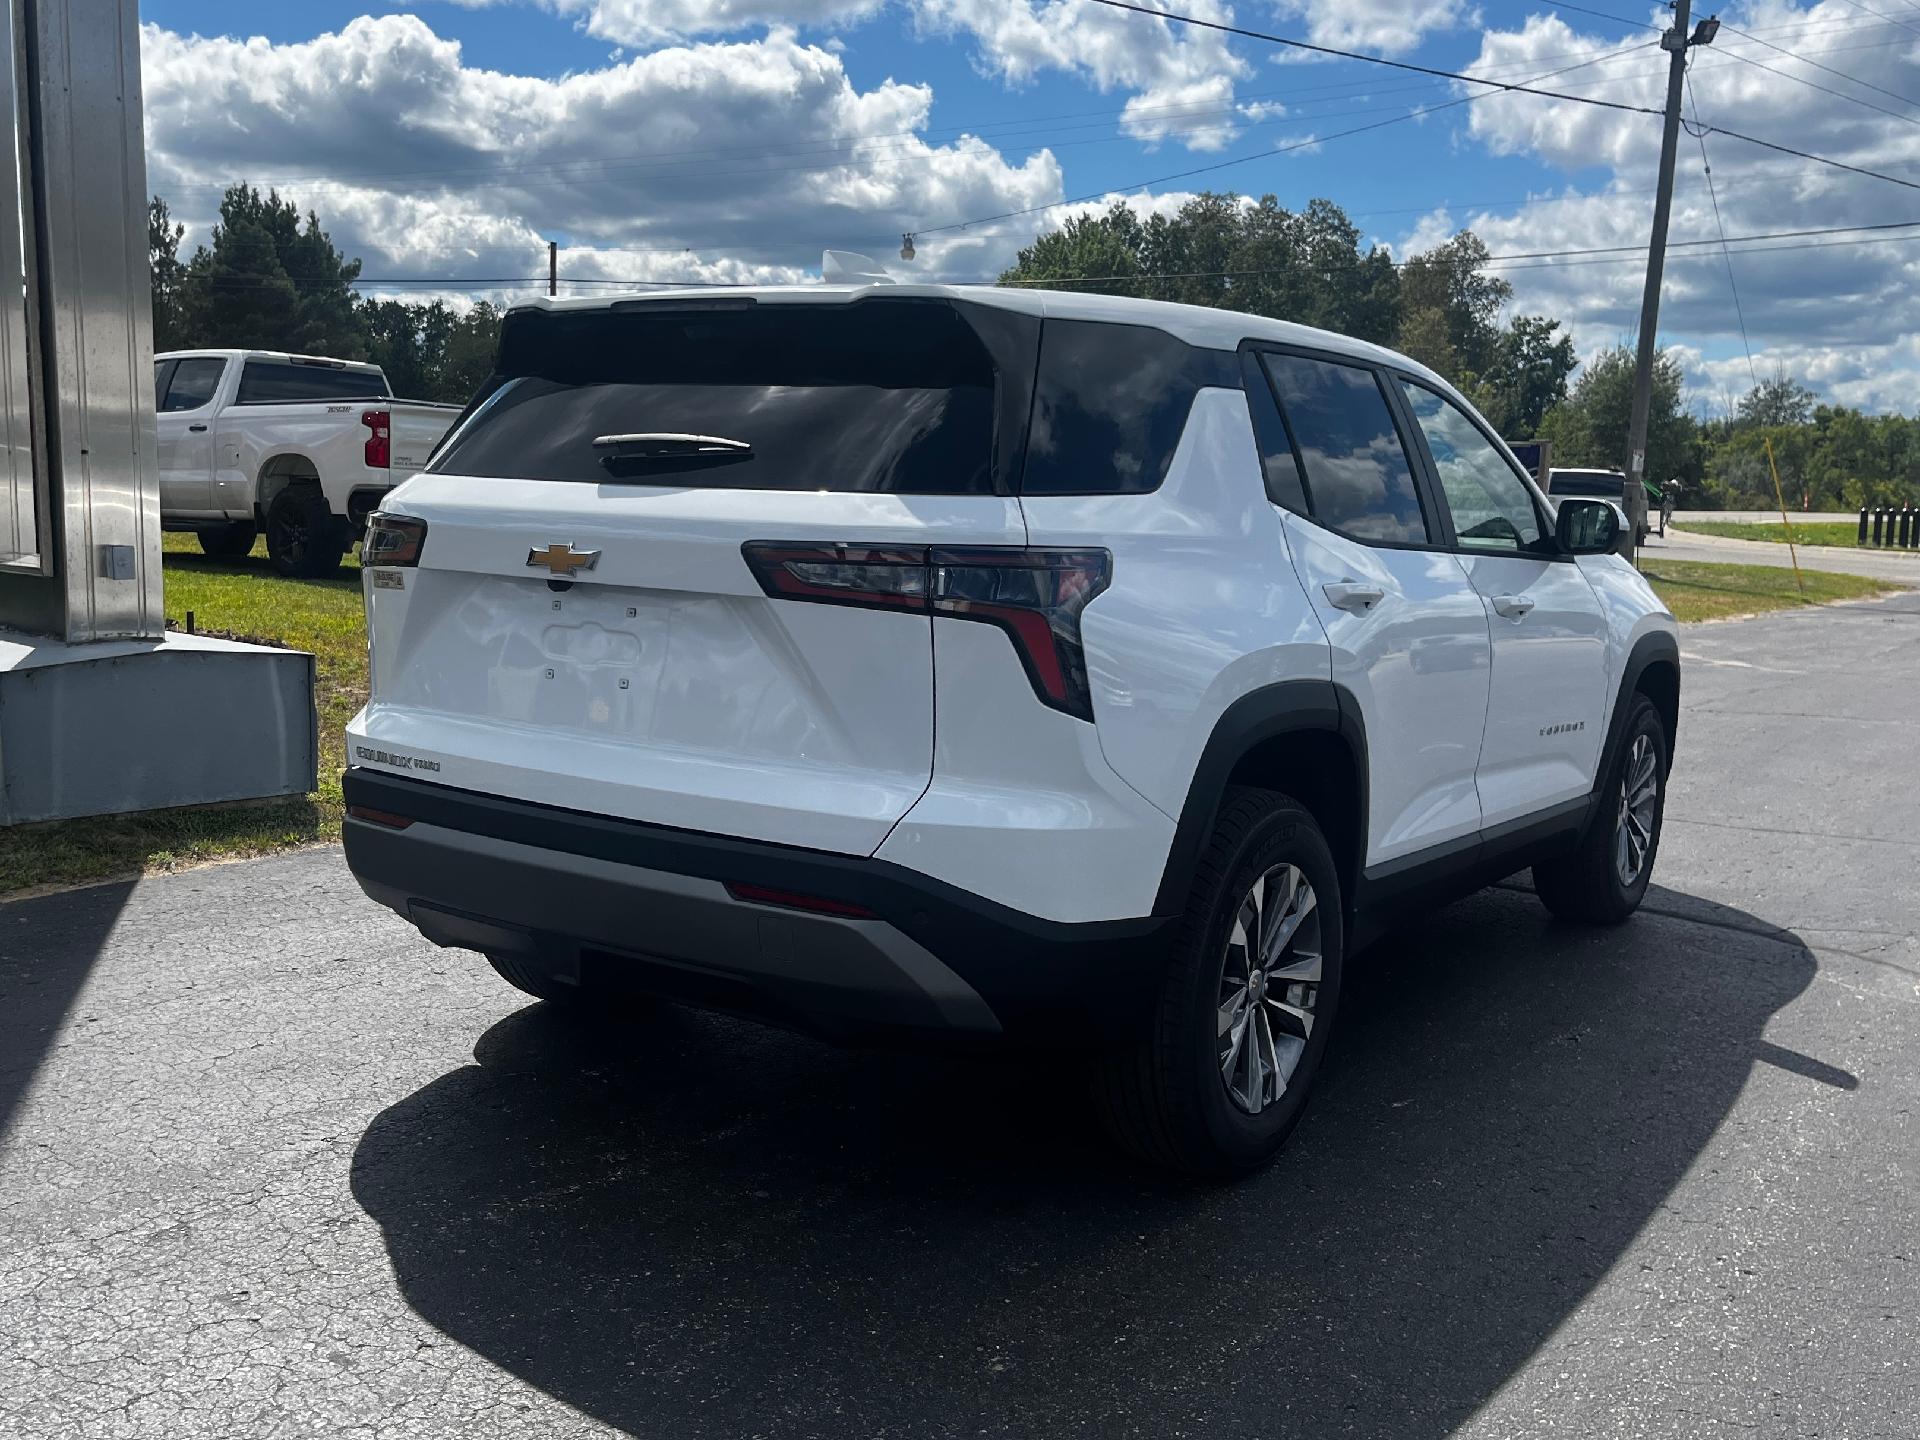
[137, 1, 1920, 411]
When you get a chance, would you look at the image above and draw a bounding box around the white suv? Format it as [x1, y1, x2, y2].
[343, 285, 1678, 1175]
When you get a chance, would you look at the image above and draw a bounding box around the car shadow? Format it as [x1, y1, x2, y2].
[350, 883, 1820, 1437]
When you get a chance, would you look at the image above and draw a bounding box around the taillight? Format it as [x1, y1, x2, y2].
[363, 512, 427, 567]
[742, 542, 1112, 721]
[362, 409, 391, 468]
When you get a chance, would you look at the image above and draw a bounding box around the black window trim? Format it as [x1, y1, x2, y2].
[153, 358, 178, 411]
[157, 355, 227, 415]
[1389, 370, 1571, 563]
[1244, 339, 1443, 555]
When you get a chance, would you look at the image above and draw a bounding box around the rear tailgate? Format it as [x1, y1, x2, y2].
[386, 402, 459, 479]
[350, 296, 1034, 856]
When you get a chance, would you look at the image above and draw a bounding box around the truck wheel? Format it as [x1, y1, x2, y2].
[1093, 787, 1344, 1177]
[197, 521, 257, 559]
[265, 487, 345, 579]
[1533, 693, 1668, 924]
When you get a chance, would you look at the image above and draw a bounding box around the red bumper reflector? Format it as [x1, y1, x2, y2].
[348, 805, 415, 830]
[725, 882, 878, 920]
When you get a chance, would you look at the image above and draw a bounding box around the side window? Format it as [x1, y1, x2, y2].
[160, 357, 225, 412]
[1239, 348, 1307, 513]
[1397, 380, 1545, 552]
[1021, 319, 1235, 495]
[1263, 353, 1429, 544]
[153, 359, 177, 410]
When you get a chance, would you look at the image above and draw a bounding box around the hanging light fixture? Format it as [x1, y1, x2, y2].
[899, 232, 916, 262]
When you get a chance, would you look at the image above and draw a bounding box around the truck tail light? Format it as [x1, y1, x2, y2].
[741, 542, 1112, 721]
[362, 409, 391, 469]
[363, 513, 427, 567]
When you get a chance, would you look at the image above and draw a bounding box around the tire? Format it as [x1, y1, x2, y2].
[1093, 787, 1344, 1177]
[265, 486, 346, 578]
[1533, 692, 1669, 925]
[197, 521, 257, 559]
[485, 952, 586, 1006]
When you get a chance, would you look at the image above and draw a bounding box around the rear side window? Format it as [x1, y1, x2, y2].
[1262, 353, 1430, 545]
[433, 300, 1008, 493]
[1021, 319, 1236, 495]
[159, 357, 225, 412]
[236, 361, 388, 404]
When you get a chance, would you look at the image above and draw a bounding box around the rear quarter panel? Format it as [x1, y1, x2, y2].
[217, 404, 378, 518]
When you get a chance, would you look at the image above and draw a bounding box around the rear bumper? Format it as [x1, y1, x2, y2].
[341, 769, 1173, 1045]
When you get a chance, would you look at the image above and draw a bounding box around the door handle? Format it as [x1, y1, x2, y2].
[1323, 580, 1385, 613]
[1490, 593, 1535, 619]
[188, 423, 208, 432]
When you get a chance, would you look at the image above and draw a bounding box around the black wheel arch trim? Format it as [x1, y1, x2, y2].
[1149, 678, 1368, 918]
[1594, 630, 1681, 801]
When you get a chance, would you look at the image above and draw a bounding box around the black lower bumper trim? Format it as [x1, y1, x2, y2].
[342, 769, 1172, 1043]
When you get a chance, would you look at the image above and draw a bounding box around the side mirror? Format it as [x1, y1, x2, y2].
[1556, 497, 1621, 556]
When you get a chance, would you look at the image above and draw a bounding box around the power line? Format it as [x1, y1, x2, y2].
[1077, 0, 1665, 114]
[1090, 0, 1920, 203]
[1685, 67, 1760, 392]
[1705, 33, 1920, 127]
[917, 37, 1658, 237]
[1717, 20, 1920, 111]
[1838, 0, 1920, 41]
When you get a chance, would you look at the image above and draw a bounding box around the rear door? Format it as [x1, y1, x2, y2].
[155, 356, 226, 511]
[1252, 348, 1493, 867]
[1395, 379, 1610, 829]
[355, 297, 1032, 856]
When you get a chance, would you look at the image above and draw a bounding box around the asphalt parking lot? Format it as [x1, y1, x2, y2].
[4, 593, 1917, 1439]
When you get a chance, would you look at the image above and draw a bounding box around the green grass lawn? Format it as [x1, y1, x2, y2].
[1641, 559, 1895, 623]
[0, 533, 365, 895]
[0, 547, 1899, 897]
[1675, 519, 1920, 554]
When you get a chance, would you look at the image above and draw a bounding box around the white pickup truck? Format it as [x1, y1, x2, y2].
[154, 350, 462, 577]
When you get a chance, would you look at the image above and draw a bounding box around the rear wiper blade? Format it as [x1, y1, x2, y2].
[592, 432, 752, 460]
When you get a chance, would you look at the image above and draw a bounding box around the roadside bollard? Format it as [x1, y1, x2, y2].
[1859, 508, 1870, 545]
[1902, 508, 1914, 549]
[1872, 508, 1885, 545]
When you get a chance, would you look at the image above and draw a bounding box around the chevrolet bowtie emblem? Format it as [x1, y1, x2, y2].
[527, 543, 600, 576]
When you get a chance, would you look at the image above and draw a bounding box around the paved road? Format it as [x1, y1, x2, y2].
[4, 596, 1918, 1439]
[1649, 524, 1920, 584]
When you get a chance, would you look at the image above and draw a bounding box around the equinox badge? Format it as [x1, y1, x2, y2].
[527, 543, 601, 576]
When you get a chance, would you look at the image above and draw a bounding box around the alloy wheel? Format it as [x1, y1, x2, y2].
[1217, 862, 1322, 1115]
[1615, 733, 1659, 886]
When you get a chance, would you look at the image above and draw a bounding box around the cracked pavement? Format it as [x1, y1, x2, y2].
[3, 594, 1916, 1438]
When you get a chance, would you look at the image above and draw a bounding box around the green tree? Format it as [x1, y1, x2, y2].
[180, 184, 364, 357]
[999, 192, 1404, 354]
[148, 197, 190, 352]
[1538, 343, 1700, 490]
[1471, 315, 1577, 438]
[1397, 232, 1511, 377]
[1735, 369, 1817, 429]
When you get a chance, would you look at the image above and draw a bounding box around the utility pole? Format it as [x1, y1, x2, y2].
[548, 240, 558, 298]
[1624, 2, 1717, 553]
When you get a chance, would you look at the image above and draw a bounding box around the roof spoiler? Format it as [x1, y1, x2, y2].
[822, 250, 895, 285]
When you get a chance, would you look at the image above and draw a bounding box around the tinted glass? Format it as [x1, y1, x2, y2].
[1265, 354, 1428, 543]
[1239, 348, 1307, 512]
[153, 359, 177, 410]
[432, 301, 996, 493]
[160, 357, 225, 412]
[1548, 470, 1624, 499]
[1398, 380, 1544, 552]
[1022, 319, 1236, 495]
[236, 362, 389, 404]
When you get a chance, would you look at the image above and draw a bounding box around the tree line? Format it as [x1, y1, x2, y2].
[1002, 194, 1920, 511]
[148, 185, 502, 404]
[147, 184, 1919, 510]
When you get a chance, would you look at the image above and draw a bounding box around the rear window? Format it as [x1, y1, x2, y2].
[235, 361, 389, 405]
[1549, 470, 1626, 498]
[431, 300, 1002, 494]
[1020, 319, 1237, 495]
